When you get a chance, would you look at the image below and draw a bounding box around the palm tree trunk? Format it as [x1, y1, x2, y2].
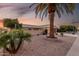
[49, 12, 55, 38]
[48, 4, 56, 38]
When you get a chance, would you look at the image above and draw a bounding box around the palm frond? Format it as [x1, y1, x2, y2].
[34, 3, 47, 18]
[56, 4, 64, 14]
[29, 3, 37, 8]
[41, 6, 48, 21]
[56, 7, 61, 18]
[62, 4, 75, 15]
[30, 3, 75, 20]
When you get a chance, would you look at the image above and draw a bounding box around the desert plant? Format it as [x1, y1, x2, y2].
[0, 29, 31, 56]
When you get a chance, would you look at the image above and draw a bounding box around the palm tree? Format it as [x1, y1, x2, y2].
[30, 3, 75, 38]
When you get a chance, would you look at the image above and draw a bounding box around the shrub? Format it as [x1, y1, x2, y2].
[58, 25, 77, 32]
[0, 29, 31, 55]
[3, 18, 22, 29]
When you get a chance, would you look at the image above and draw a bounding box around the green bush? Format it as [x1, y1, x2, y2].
[0, 29, 31, 55]
[58, 25, 77, 32]
[3, 18, 22, 29]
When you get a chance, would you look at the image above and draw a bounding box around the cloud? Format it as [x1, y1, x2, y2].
[0, 3, 33, 18]
[0, 4, 12, 8]
[12, 3, 33, 16]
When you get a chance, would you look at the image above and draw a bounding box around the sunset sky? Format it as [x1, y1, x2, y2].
[0, 3, 79, 26]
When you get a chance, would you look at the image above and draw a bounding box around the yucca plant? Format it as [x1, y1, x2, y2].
[0, 29, 31, 56]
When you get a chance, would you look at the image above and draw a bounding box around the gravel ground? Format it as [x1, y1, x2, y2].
[0, 30, 76, 56]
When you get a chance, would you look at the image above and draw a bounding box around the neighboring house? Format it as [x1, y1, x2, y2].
[22, 24, 44, 30]
[22, 24, 58, 34]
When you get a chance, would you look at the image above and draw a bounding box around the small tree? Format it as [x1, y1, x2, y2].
[0, 29, 31, 56]
[3, 18, 22, 29]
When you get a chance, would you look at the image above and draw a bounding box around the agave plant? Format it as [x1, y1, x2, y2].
[0, 29, 31, 56]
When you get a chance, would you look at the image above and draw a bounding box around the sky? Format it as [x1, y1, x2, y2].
[0, 3, 79, 26]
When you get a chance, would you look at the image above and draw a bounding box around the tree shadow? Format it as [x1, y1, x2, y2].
[44, 37, 63, 43]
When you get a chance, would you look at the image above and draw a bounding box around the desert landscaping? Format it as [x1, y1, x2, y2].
[0, 30, 76, 56]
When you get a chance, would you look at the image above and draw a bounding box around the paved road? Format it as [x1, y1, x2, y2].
[66, 33, 79, 56]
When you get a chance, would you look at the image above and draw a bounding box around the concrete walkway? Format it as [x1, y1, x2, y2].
[64, 33, 78, 37]
[66, 33, 79, 56]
